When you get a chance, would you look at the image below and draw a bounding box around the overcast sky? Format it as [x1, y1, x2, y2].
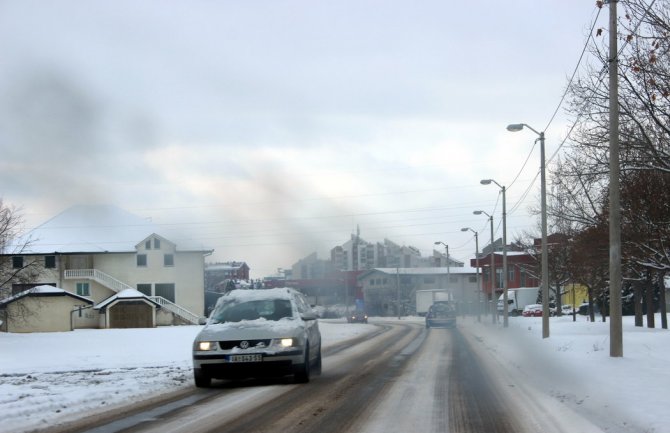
[0, 1, 604, 277]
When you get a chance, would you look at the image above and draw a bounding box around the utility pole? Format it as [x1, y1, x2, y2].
[501, 185, 508, 328]
[396, 267, 401, 320]
[608, 0, 623, 357]
[539, 131, 550, 338]
[474, 232, 480, 322]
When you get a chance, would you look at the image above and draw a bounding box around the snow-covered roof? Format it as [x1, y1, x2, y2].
[14, 204, 212, 254]
[207, 262, 248, 271]
[0, 285, 94, 306]
[360, 267, 478, 277]
[94, 288, 160, 310]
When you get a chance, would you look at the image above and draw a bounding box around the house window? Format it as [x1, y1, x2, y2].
[508, 269, 514, 282]
[137, 254, 147, 267]
[469, 276, 477, 283]
[520, 269, 527, 287]
[154, 238, 161, 249]
[12, 256, 23, 269]
[45, 256, 56, 269]
[164, 254, 174, 267]
[137, 283, 152, 296]
[145, 240, 151, 250]
[370, 279, 375, 286]
[424, 276, 435, 284]
[76, 282, 90, 296]
[155, 283, 175, 302]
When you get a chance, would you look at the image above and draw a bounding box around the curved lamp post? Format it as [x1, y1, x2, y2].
[481, 178, 508, 328]
[434, 241, 450, 292]
[474, 210, 496, 323]
[507, 123, 549, 339]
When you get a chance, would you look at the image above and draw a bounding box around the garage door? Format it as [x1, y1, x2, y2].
[109, 302, 153, 328]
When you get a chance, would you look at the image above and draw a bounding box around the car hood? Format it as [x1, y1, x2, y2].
[196, 318, 304, 341]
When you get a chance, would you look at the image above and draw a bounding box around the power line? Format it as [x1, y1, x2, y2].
[544, 6, 603, 134]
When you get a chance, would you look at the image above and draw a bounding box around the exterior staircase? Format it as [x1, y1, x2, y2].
[64, 269, 201, 325]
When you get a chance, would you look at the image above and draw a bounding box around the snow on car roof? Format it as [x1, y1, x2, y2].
[220, 288, 295, 303]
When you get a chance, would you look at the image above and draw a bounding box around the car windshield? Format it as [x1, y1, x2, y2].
[431, 303, 455, 314]
[210, 299, 293, 323]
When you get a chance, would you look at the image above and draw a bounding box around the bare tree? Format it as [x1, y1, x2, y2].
[0, 200, 43, 327]
[550, 0, 670, 326]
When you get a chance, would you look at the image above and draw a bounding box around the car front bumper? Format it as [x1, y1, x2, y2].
[426, 318, 456, 327]
[193, 350, 305, 379]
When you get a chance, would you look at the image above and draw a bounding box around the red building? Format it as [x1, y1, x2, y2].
[470, 251, 539, 300]
[205, 261, 250, 288]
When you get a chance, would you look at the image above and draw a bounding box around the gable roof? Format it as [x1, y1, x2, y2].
[0, 285, 94, 307]
[94, 288, 161, 310]
[14, 204, 212, 254]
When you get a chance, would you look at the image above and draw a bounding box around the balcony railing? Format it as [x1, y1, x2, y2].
[65, 269, 202, 325]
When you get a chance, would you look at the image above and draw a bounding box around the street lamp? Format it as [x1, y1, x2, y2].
[474, 210, 497, 323]
[461, 227, 480, 321]
[434, 241, 450, 293]
[507, 122, 549, 339]
[481, 178, 508, 327]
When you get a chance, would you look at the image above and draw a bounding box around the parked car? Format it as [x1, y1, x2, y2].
[578, 302, 599, 316]
[561, 304, 575, 315]
[425, 301, 456, 328]
[347, 310, 368, 323]
[192, 288, 322, 387]
[522, 304, 543, 317]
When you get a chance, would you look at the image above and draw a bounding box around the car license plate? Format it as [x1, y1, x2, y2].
[228, 354, 262, 363]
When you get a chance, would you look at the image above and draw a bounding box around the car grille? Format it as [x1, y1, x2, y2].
[218, 339, 272, 350]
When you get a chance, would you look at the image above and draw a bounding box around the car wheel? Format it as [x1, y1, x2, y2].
[294, 346, 311, 383]
[193, 368, 211, 388]
[313, 344, 322, 376]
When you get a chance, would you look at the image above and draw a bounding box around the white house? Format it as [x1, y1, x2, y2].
[0, 285, 94, 333]
[358, 267, 480, 316]
[2, 205, 213, 331]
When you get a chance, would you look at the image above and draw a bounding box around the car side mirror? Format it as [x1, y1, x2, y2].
[198, 317, 208, 325]
[301, 312, 317, 321]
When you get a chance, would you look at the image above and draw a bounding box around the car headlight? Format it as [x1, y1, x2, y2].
[279, 338, 294, 348]
[195, 341, 217, 351]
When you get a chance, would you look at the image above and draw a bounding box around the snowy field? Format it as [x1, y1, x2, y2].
[2, 315, 669, 433]
[0, 319, 380, 433]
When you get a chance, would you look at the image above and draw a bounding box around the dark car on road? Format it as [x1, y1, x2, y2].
[425, 301, 456, 328]
[347, 310, 368, 323]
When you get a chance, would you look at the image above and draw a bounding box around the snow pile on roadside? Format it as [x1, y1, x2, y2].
[461, 314, 670, 433]
[0, 321, 376, 433]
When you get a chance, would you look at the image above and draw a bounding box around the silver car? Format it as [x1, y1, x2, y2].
[192, 288, 321, 387]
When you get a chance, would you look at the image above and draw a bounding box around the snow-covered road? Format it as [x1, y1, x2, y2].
[3, 314, 670, 433]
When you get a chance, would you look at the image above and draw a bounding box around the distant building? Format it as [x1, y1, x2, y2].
[292, 252, 331, 280]
[288, 231, 466, 309]
[205, 262, 250, 291]
[358, 267, 479, 316]
[470, 240, 539, 301]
